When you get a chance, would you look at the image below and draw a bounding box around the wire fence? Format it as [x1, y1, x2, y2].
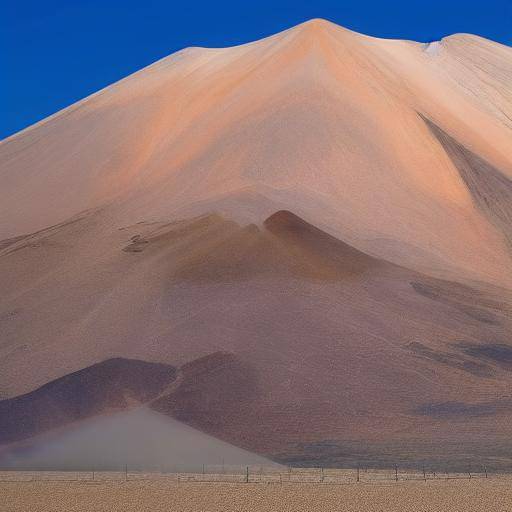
[0, 464, 499, 485]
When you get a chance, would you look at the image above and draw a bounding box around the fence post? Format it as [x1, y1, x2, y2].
[357, 466, 360, 483]
[246, 466, 249, 483]
[320, 467, 324, 482]
[395, 465, 398, 482]
[423, 466, 426, 481]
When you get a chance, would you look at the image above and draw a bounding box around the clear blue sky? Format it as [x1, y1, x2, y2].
[2, 0, 511, 140]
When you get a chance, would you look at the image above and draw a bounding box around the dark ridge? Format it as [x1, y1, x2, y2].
[0, 358, 176, 445]
[264, 210, 385, 275]
[264, 210, 316, 232]
[152, 352, 260, 432]
[0, 211, 94, 257]
[419, 113, 512, 244]
[456, 342, 512, 368]
[407, 342, 492, 377]
[0, 234, 28, 251]
[171, 211, 393, 283]
[410, 281, 503, 325]
[123, 234, 149, 252]
[413, 400, 512, 419]
[457, 305, 500, 324]
[274, 438, 512, 472]
[179, 351, 240, 376]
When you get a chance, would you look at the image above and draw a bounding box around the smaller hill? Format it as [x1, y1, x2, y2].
[0, 358, 176, 445]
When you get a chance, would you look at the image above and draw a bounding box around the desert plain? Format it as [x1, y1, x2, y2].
[2, 473, 512, 512]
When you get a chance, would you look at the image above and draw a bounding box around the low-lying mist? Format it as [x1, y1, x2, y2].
[0, 407, 276, 472]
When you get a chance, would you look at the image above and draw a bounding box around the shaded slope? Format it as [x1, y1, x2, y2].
[152, 352, 260, 438]
[171, 211, 386, 282]
[421, 114, 512, 244]
[0, 358, 176, 445]
[264, 210, 387, 277]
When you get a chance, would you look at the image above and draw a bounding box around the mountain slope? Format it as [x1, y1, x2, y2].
[1, 19, 512, 286]
[1, 19, 512, 469]
[1, 210, 512, 468]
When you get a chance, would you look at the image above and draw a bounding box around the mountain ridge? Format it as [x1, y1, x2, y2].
[2, 18, 511, 145]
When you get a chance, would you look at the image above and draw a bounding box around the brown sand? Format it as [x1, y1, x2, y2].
[2, 476, 512, 511]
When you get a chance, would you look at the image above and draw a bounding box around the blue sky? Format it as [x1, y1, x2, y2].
[2, 0, 511, 140]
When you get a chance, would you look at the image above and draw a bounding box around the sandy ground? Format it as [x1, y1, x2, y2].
[2, 475, 512, 512]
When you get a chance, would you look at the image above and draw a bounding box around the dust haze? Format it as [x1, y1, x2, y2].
[0, 408, 276, 471]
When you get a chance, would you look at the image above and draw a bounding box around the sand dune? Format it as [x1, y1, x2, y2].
[1, 19, 512, 469]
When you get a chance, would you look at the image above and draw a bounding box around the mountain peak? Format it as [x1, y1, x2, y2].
[288, 17, 342, 42]
[299, 18, 334, 29]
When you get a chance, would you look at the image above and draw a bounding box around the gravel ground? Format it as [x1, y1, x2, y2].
[2, 476, 512, 511]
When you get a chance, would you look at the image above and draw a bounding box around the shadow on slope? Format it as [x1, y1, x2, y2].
[0, 359, 176, 445]
[420, 113, 512, 245]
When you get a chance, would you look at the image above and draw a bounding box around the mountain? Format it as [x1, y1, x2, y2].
[1, 19, 512, 470]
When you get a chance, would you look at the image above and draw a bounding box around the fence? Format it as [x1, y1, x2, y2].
[0, 464, 497, 485]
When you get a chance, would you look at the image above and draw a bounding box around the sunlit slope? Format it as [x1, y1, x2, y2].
[1, 19, 511, 287]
